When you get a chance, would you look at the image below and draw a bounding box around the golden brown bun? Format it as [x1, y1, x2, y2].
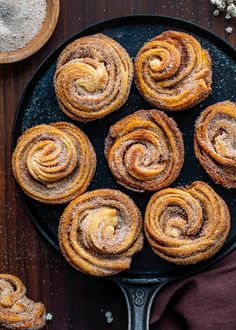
[54, 33, 133, 122]
[105, 109, 184, 191]
[145, 181, 230, 265]
[0, 274, 46, 330]
[58, 189, 144, 276]
[195, 101, 236, 188]
[135, 31, 212, 111]
[12, 122, 96, 204]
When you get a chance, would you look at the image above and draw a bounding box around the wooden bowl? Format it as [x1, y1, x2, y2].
[0, 0, 60, 64]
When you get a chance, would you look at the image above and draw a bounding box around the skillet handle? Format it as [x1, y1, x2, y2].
[116, 280, 168, 330]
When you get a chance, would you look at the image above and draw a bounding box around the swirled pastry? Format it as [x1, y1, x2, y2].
[54, 33, 133, 122]
[135, 31, 212, 111]
[12, 122, 96, 204]
[145, 181, 230, 264]
[195, 101, 236, 188]
[0, 274, 46, 330]
[58, 189, 144, 276]
[105, 110, 184, 192]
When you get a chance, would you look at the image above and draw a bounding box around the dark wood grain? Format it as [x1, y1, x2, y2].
[0, 1, 235, 329]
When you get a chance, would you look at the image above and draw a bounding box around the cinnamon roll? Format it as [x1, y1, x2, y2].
[105, 110, 184, 192]
[12, 122, 96, 204]
[58, 189, 144, 276]
[0, 274, 46, 330]
[135, 31, 212, 111]
[54, 33, 133, 122]
[145, 181, 230, 264]
[195, 101, 236, 188]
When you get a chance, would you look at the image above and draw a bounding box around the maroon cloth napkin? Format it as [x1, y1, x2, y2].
[150, 249, 236, 329]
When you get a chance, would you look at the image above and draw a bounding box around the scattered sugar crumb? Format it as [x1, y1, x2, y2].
[225, 26, 233, 33]
[46, 313, 53, 321]
[105, 311, 113, 324]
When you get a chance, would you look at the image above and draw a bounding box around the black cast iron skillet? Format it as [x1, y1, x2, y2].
[12, 15, 236, 330]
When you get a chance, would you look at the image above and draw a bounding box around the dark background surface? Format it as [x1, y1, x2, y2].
[0, 1, 235, 329]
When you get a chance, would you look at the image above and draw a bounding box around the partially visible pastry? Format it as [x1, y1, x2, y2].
[135, 31, 212, 111]
[0, 274, 46, 330]
[54, 33, 133, 122]
[195, 101, 236, 188]
[145, 181, 230, 264]
[12, 122, 96, 204]
[105, 110, 184, 192]
[58, 189, 144, 276]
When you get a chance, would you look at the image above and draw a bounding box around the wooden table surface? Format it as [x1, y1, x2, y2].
[0, 1, 235, 329]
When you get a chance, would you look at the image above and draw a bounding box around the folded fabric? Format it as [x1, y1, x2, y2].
[150, 249, 236, 330]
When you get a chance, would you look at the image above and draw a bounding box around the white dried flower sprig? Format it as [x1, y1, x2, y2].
[227, 3, 236, 16]
[210, 0, 236, 17]
[210, 0, 235, 34]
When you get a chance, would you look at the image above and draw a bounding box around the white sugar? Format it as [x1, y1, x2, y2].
[0, 0, 46, 53]
[46, 313, 53, 321]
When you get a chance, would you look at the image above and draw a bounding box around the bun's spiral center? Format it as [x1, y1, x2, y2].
[208, 117, 236, 160]
[214, 131, 236, 159]
[73, 60, 108, 93]
[156, 191, 203, 240]
[124, 131, 167, 181]
[81, 207, 128, 254]
[26, 136, 78, 184]
[149, 57, 163, 71]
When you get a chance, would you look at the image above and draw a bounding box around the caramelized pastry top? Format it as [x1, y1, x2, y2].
[145, 181, 230, 264]
[0, 274, 46, 330]
[59, 189, 144, 276]
[54, 33, 133, 121]
[135, 30, 212, 111]
[195, 101, 236, 188]
[105, 109, 184, 191]
[12, 122, 96, 204]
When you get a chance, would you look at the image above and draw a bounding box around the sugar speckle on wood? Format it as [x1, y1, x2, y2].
[225, 26, 233, 33]
[0, 0, 46, 53]
[213, 9, 220, 15]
